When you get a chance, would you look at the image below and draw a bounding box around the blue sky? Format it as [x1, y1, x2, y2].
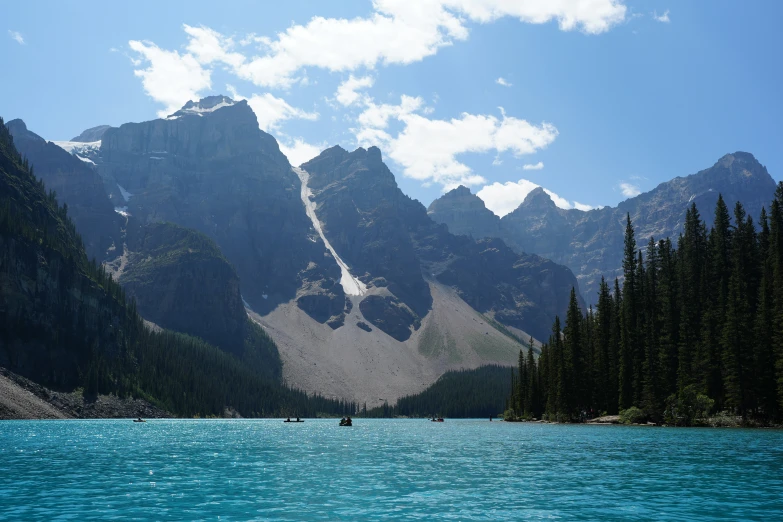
[2, 1, 782, 214]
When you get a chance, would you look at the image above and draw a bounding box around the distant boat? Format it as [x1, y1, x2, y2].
[133, 418, 146, 423]
[339, 418, 353, 426]
[431, 418, 444, 422]
[284, 418, 305, 423]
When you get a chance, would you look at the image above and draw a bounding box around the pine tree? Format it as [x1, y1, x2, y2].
[594, 277, 613, 414]
[678, 204, 706, 392]
[642, 238, 662, 419]
[563, 288, 582, 417]
[619, 213, 637, 410]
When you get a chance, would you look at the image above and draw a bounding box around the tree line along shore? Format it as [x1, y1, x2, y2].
[506, 185, 783, 427]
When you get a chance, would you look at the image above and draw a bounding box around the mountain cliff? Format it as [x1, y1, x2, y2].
[6, 97, 585, 405]
[94, 96, 345, 319]
[0, 117, 342, 416]
[428, 152, 778, 303]
[301, 145, 582, 342]
[6, 119, 122, 261]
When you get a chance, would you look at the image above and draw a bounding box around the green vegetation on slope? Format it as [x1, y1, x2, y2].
[508, 191, 783, 425]
[121, 221, 281, 379]
[366, 365, 512, 418]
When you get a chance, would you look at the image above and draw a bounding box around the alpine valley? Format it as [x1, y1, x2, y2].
[2, 95, 779, 416]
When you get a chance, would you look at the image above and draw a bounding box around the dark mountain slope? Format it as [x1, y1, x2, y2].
[301, 146, 581, 342]
[0, 117, 343, 416]
[95, 96, 344, 317]
[6, 119, 122, 261]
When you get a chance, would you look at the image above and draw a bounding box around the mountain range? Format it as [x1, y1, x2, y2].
[428, 152, 778, 304]
[4, 94, 778, 407]
[6, 96, 581, 405]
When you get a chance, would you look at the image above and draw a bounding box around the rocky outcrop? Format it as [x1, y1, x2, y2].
[428, 152, 778, 304]
[121, 222, 247, 354]
[6, 119, 122, 261]
[427, 185, 502, 239]
[94, 97, 343, 315]
[71, 125, 112, 142]
[359, 295, 421, 341]
[301, 146, 582, 342]
[303, 146, 432, 317]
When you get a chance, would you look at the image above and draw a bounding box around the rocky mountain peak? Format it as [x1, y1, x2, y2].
[520, 187, 556, 209]
[427, 185, 501, 239]
[71, 125, 112, 142]
[168, 95, 237, 119]
[5, 119, 44, 142]
[430, 185, 488, 212]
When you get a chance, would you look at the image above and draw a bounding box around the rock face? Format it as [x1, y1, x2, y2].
[427, 185, 502, 239]
[428, 152, 778, 304]
[120, 222, 246, 354]
[94, 97, 343, 316]
[6, 119, 122, 261]
[301, 146, 582, 342]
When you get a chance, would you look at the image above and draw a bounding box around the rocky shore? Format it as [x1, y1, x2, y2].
[0, 368, 170, 420]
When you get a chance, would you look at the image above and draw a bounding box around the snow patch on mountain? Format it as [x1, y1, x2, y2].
[117, 184, 133, 202]
[52, 140, 101, 155]
[293, 166, 367, 296]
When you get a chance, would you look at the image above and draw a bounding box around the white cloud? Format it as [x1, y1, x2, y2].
[8, 30, 25, 45]
[226, 85, 318, 131]
[128, 40, 212, 117]
[573, 201, 594, 211]
[653, 10, 670, 23]
[496, 77, 512, 87]
[354, 96, 557, 189]
[522, 161, 544, 170]
[335, 75, 375, 106]
[279, 138, 326, 166]
[619, 182, 641, 197]
[477, 178, 592, 217]
[166, 1, 626, 88]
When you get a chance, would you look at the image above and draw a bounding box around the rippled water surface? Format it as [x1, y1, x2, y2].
[1, 419, 782, 520]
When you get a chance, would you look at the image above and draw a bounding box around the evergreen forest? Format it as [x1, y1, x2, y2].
[508, 187, 783, 426]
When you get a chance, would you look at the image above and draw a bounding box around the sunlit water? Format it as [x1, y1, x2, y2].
[1, 419, 782, 520]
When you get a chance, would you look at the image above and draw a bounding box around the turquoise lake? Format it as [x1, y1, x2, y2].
[1, 419, 782, 520]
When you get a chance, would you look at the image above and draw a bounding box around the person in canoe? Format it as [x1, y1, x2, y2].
[339, 416, 352, 426]
[133, 418, 145, 423]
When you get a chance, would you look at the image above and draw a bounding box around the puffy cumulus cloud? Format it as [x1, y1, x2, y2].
[355, 96, 557, 188]
[522, 161, 544, 170]
[477, 178, 592, 217]
[653, 10, 670, 23]
[619, 182, 641, 197]
[128, 40, 212, 117]
[226, 85, 319, 132]
[496, 77, 512, 87]
[8, 30, 25, 45]
[183, 24, 245, 68]
[153, 1, 626, 88]
[278, 138, 327, 167]
[335, 75, 375, 106]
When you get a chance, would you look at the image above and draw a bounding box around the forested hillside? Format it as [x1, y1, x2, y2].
[507, 187, 783, 425]
[0, 117, 350, 418]
[366, 366, 512, 418]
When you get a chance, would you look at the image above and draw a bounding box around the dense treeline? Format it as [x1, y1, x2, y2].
[508, 187, 783, 425]
[0, 117, 349, 418]
[365, 366, 512, 418]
